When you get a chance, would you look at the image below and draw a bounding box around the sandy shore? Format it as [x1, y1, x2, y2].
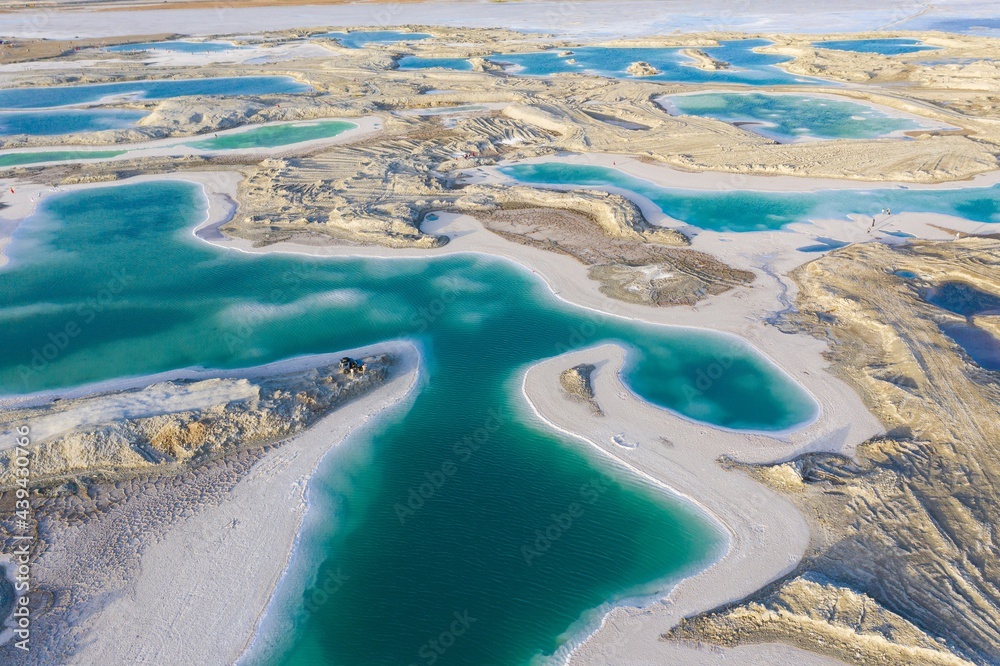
[0, 169, 244, 268]
[173, 170, 889, 661]
[521, 344, 877, 664]
[655, 90, 960, 142]
[0, 115, 382, 168]
[0, 167, 927, 663]
[482, 151, 1000, 194]
[58, 340, 421, 665]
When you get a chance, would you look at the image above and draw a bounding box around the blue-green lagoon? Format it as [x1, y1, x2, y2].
[398, 55, 475, 71]
[401, 39, 819, 86]
[813, 38, 937, 55]
[0, 148, 127, 167]
[0, 109, 148, 136]
[2, 180, 820, 664]
[500, 163, 1000, 232]
[184, 120, 356, 150]
[0, 76, 309, 109]
[315, 30, 432, 49]
[0, 120, 357, 164]
[661, 92, 930, 142]
[106, 40, 246, 53]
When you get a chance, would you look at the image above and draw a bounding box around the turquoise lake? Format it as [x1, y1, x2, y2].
[106, 40, 246, 53]
[0, 109, 147, 136]
[184, 120, 356, 150]
[0, 76, 309, 110]
[402, 39, 818, 86]
[0, 149, 126, 167]
[2, 181, 820, 664]
[662, 92, 924, 142]
[500, 163, 1000, 232]
[399, 55, 475, 71]
[315, 30, 432, 49]
[0, 120, 355, 162]
[812, 38, 937, 55]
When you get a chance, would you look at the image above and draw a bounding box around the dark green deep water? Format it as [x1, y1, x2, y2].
[1, 182, 818, 665]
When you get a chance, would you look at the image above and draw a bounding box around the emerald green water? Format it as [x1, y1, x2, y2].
[184, 120, 356, 150]
[0, 149, 126, 168]
[501, 163, 1000, 232]
[2, 182, 818, 664]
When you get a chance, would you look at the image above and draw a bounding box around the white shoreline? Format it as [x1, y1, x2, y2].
[3, 168, 887, 664]
[654, 89, 959, 143]
[0, 115, 382, 168]
[484, 151, 1000, 193]
[520, 343, 874, 665]
[65, 340, 423, 665]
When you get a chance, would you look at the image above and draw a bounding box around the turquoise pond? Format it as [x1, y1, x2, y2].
[401, 39, 819, 86]
[0, 121, 355, 163]
[398, 55, 475, 71]
[662, 92, 926, 142]
[0, 109, 148, 136]
[106, 40, 246, 53]
[0, 149, 126, 167]
[2, 181, 820, 664]
[184, 120, 356, 150]
[812, 38, 937, 55]
[0, 76, 309, 110]
[500, 163, 1000, 233]
[315, 30, 432, 49]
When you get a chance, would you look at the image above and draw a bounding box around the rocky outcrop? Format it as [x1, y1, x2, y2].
[667, 574, 973, 666]
[455, 183, 685, 245]
[680, 48, 730, 70]
[469, 57, 504, 73]
[559, 364, 602, 415]
[0, 354, 392, 490]
[626, 61, 661, 77]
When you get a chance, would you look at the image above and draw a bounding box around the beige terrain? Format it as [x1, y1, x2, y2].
[1, 18, 1000, 666]
[0, 344, 419, 664]
[665, 239, 1000, 665]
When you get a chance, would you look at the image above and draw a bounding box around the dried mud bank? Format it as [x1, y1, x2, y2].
[661, 239, 1000, 666]
[0, 343, 420, 664]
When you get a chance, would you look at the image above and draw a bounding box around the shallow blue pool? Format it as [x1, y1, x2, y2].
[662, 92, 927, 141]
[399, 55, 474, 71]
[106, 40, 245, 53]
[402, 39, 820, 86]
[0, 109, 148, 136]
[0, 76, 309, 110]
[315, 30, 431, 49]
[501, 163, 1000, 233]
[813, 38, 937, 55]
